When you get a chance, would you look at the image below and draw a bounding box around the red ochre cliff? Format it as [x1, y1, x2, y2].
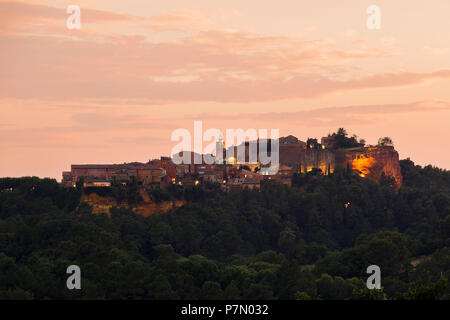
[343, 146, 403, 188]
[279, 144, 403, 188]
[80, 192, 186, 216]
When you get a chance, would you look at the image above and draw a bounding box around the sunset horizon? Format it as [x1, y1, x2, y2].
[1, 1, 449, 180]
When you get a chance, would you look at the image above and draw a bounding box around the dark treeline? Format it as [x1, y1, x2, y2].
[0, 159, 449, 300]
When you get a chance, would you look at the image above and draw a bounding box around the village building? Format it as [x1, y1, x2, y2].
[61, 135, 403, 190]
[62, 163, 166, 187]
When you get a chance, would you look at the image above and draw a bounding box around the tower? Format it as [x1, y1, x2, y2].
[215, 135, 226, 164]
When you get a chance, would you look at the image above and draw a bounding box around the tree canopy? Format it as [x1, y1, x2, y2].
[0, 160, 449, 300]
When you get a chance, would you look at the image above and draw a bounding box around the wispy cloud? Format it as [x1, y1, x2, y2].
[0, 1, 411, 104]
[192, 100, 450, 126]
[0, 2, 210, 36]
[423, 46, 450, 56]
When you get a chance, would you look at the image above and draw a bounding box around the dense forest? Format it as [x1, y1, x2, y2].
[0, 159, 449, 300]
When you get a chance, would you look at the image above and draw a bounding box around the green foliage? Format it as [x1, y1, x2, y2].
[378, 137, 394, 147]
[0, 161, 449, 300]
[295, 291, 311, 300]
[306, 138, 320, 149]
[400, 275, 448, 300]
[327, 128, 365, 149]
[149, 186, 172, 203]
[353, 287, 387, 300]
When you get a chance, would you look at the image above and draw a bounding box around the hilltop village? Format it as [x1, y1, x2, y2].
[61, 129, 403, 191]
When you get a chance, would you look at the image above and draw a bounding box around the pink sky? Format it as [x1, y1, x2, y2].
[1, 0, 450, 180]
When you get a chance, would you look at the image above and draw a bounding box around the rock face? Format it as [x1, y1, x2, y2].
[279, 142, 403, 188]
[342, 146, 403, 187]
[80, 192, 185, 216]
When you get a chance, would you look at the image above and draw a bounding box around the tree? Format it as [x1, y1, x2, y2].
[0, 288, 34, 300]
[243, 283, 274, 299]
[353, 287, 387, 300]
[401, 275, 448, 300]
[361, 231, 411, 277]
[295, 291, 311, 300]
[330, 128, 364, 149]
[278, 228, 296, 258]
[201, 281, 223, 299]
[306, 138, 320, 149]
[440, 215, 450, 240]
[224, 281, 241, 299]
[1, 170, 450, 300]
[378, 137, 393, 146]
[147, 274, 178, 299]
[337, 128, 348, 137]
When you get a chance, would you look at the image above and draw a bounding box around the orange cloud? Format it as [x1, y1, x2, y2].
[0, 22, 431, 103]
[0, 1, 211, 36]
[0, 2, 134, 30]
[191, 100, 450, 126]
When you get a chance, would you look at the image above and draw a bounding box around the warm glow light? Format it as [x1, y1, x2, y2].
[351, 154, 375, 178]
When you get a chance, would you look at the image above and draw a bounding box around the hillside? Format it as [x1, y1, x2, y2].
[0, 159, 449, 300]
[80, 192, 185, 216]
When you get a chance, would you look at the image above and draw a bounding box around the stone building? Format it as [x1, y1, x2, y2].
[62, 163, 166, 187]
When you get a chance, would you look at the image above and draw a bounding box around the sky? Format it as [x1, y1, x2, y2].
[1, 0, 449, 180]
